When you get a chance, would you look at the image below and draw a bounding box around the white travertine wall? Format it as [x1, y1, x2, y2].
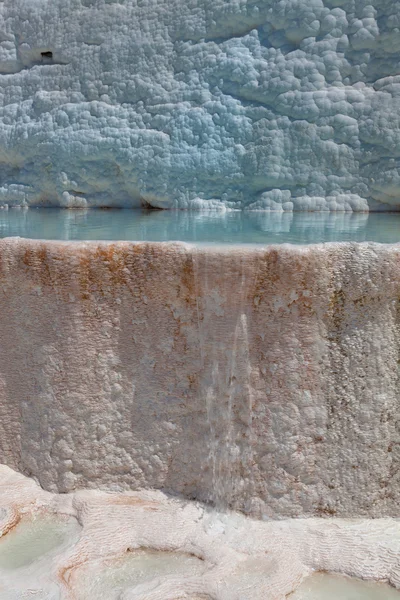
[1, 1, 400, 209]
[0, 238, 399, 518]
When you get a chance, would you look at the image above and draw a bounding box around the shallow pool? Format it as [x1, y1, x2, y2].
[0, 512, 80, 570]
[74, 548, 207, 600]
[291, 572, 400, 599]
[0, 512, 81, 600]
[2, 209, 400, 244]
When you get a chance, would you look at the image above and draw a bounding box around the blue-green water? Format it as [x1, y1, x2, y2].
[1, 209, 400, 244]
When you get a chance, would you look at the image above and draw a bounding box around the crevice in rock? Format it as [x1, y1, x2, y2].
[140, 199, 164, 210]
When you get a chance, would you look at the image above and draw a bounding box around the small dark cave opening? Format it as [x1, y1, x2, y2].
[140, 199, 163, 210]
[41, 51, 53, 59]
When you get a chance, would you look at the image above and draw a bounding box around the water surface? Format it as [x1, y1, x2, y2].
[0, 512, 81, 600]
[0, 513, 80, 569]
[74, 549, 206, 600]
[2, 209, 400, 244]
[291, 572, 400, 599]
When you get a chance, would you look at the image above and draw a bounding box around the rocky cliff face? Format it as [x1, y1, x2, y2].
[0, 238, 399, 518]
[0, 0, 400, 209]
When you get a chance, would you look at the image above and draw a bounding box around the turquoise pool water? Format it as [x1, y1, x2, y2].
[1, 209, 400, 244]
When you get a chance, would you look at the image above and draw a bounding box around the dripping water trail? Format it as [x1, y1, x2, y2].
[193, 250, 257, 511]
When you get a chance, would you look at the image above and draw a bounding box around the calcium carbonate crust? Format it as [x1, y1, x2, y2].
[1, 238, 400, 518]
[1, 465, 400, 600]
[1, 0, 400, 209]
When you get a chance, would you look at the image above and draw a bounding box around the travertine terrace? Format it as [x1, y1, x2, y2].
[0, 237, 399, 519]
[1, 0, 400, 596]
[2, 464, 400, 600]
[1, 0, 400, 209]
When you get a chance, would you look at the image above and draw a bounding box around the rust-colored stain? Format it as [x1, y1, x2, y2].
[329, 288, 345, 332]
[58, 560, 85, 595]
[353, 295, 367, 306]
[0, 507, 20, 538]
[22, 246, 54, 287]
[252, 250, 317, 318]
[105, 496, 160, 510]
[179, 254, 197, 308]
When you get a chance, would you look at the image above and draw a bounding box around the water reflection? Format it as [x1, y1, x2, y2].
[0, 208, 399, 244]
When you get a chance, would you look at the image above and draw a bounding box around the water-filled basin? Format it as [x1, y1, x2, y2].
[0, 512, 80, 600]
[0, 512, 80, 570]
[291, 572, 400, 599]
[2, 209, 400, 244]
[74, 549, 207, 600]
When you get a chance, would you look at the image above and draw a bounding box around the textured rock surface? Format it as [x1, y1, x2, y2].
[1, 465, 400, 600]
[0, 238, 400, 517]
[1, 1, 400, 209]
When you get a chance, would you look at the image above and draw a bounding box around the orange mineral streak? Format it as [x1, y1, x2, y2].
[0, 240, 400, 518]
[0, 507, 21, 538]
[104, 495, 160, 509]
